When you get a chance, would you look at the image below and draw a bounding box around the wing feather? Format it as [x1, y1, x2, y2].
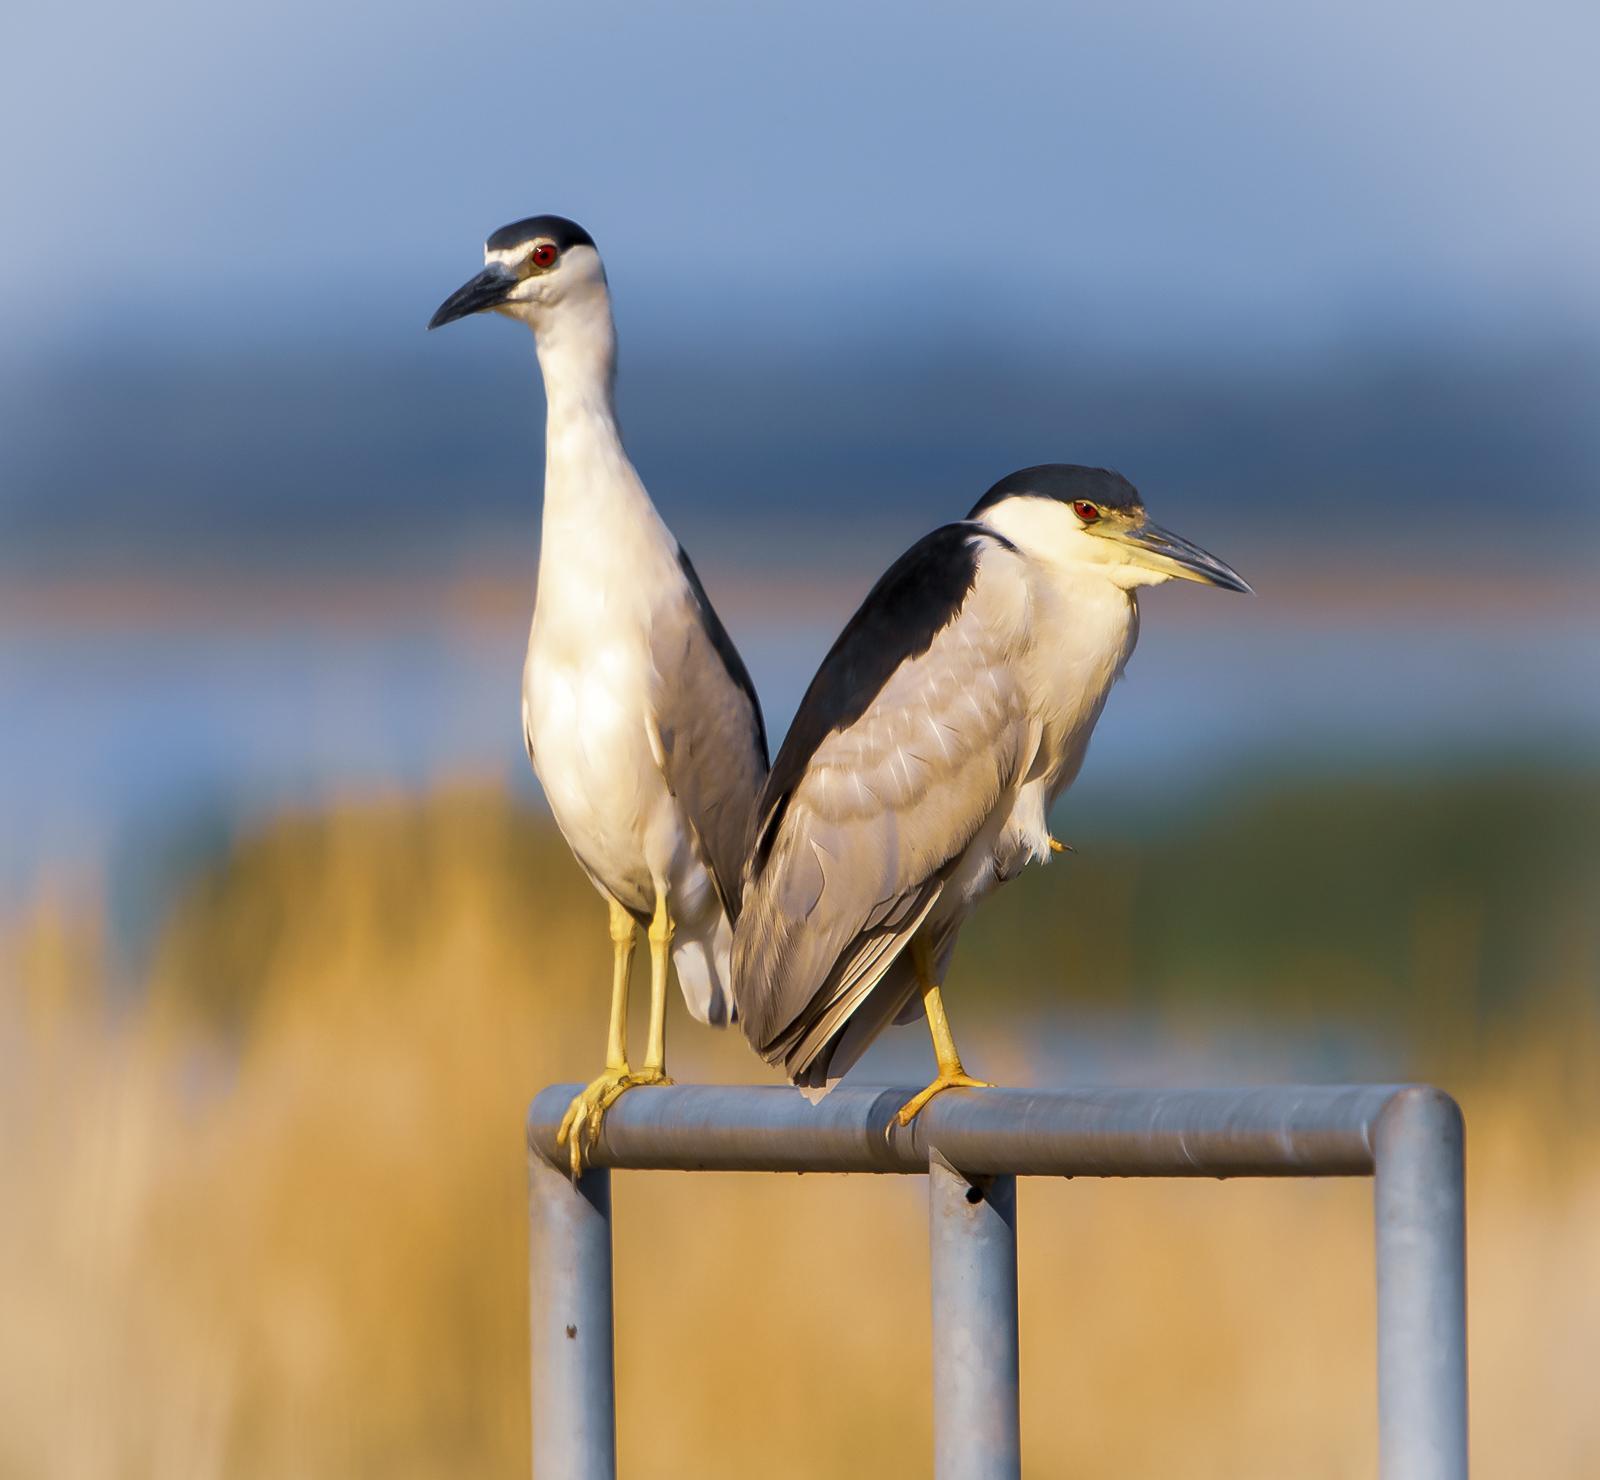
[650, 548, 769, 918]
[733, 548, 1031, 1085]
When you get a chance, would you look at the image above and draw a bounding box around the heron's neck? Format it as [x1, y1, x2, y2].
[531, 289, 617, 444]
[531, 291, 643, 518]
[531, 291, 665, 554]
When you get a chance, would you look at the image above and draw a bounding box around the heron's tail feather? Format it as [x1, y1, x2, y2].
[770, 885, 943, 1089]
[671, 909, 736, 1028]
[794, 955, 922, 1100]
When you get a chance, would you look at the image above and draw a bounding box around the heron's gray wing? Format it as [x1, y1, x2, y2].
[649, 546, 769, 917]
[734, 560, 1032, 1086]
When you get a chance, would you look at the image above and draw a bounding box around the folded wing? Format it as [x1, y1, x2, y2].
[733, 525, 1031, 1087]
[651, 545, 770, 921]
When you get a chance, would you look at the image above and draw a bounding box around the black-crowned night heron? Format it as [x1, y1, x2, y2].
[732, 465, 1248, 1123]
[430, 215, 768, 1173]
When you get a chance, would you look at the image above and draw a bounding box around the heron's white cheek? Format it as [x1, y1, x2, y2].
[1107, 561, 1172, 591]
[1082, 536, 1172, 591]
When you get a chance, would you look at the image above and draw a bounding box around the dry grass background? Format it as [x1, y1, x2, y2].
[3, 784, 1598, 1478]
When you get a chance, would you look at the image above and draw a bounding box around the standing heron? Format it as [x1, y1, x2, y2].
[733, 465, 1248, 1122]
[430, 216, 768, 1172]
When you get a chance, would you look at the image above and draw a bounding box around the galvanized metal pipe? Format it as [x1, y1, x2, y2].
[929, 1156, 1022, 1480]
[1374, 1087, 1469, 1480]
[528, 1153, 617, 1480]
[524, 1081, 1468, 1479]
[527, 1082, 1411, 1178]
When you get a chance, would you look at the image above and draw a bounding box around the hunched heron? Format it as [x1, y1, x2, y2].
[732, 465, 1248, 1123]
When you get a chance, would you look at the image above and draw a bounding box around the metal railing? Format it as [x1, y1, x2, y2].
[526, 1083, 1467, 1480]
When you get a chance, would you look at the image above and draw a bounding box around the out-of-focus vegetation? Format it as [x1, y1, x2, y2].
[967, 765, 1600, 1046]
[3, 771, 1597, 1478]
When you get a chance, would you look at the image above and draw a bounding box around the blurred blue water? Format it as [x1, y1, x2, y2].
[5, 609, 1594, 935]
[8, 333, 1598, 573]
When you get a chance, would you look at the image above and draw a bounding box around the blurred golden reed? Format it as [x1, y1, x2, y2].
[3, 784, 1598, 1478]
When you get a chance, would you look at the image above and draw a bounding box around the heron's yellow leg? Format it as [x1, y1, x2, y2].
[1048, 835, 1071, 854]
[641, 893, 675, 1080]
[896, 939, 993, 1126]
[602, 897, 635, 1068]
[557, 900, 652, 1177]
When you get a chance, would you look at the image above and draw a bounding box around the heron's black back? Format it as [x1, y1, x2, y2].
[747, 521, 1010, 877]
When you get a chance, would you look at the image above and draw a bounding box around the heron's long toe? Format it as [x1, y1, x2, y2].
[895, 1072, 994, 1127]
[556, 1067, 673, 1176]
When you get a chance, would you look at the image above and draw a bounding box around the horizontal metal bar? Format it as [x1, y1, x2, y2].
[527, 1082, 1416, 1178]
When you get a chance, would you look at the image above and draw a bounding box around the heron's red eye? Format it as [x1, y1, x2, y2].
[531, 242, 558, 268]
[1072, 501, 1101, 523]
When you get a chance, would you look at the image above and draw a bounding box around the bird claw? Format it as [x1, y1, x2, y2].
[1048, 835, 1073, 854]
[556, 1066, 673, 1176]
[895, 1071, 994, 1127]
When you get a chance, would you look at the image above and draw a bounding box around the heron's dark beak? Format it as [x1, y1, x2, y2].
[1117, 521, 1252, 592]
[428, 264, 518, 330]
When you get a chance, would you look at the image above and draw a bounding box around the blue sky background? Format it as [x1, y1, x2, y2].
[2, 0, 1598, 567]
[5, 0, 1599, 350]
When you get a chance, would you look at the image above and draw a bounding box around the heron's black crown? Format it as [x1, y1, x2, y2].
[485, 214, 596, 254]
[968, 465, 1142, 520]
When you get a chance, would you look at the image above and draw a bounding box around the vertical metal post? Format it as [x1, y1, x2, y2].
[928, 1154, 1022, 1480]
[1374, 1087, 1468, 1480]
[528, 1153, 617, 1480]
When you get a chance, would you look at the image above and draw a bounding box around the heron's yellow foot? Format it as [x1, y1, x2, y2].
[895, 1071, 994, 1126]
[556, 1067, 674, 1177]
[1048, 835, 1072, 854]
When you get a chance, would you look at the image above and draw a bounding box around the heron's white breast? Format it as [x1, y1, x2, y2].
[965, 554, 1138, 892]
[522, 451, 686, 907]
[1022, 560, 1139, 795]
